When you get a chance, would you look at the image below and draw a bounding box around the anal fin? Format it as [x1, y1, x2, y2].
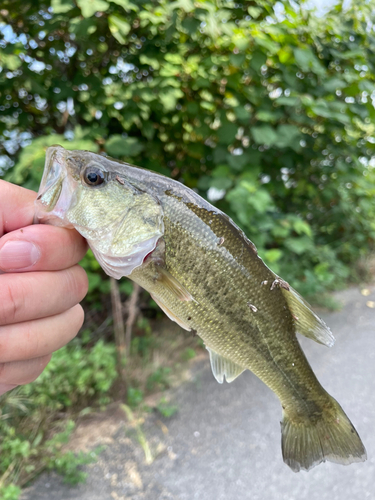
[207, 347, 245, 384]
[282, 286, 335, 347]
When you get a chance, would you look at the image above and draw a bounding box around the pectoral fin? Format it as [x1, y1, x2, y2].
[158, 268, 196, 302]
[151, 294, 191, 331]
[282, 286, 335, 347]
[207, 347, 245, 384]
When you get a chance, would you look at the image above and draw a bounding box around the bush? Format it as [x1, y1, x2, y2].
[0, 340, 117, 495]
[1, 0, 375, 296]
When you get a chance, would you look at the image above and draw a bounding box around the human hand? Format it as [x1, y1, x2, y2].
[0, 180, 88, 396]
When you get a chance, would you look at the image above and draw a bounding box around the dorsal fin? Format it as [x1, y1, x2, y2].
[207, 347, 245, 384]
[282, 287, 335, 347]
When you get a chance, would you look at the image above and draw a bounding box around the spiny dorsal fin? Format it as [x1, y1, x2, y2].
[207, 347, 245, 384]
[282, 286, 335, 347]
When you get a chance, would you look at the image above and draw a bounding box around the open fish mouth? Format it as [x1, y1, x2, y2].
[34, 146, 76, 227]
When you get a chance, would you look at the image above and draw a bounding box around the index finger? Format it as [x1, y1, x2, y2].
[0, 224, 87, 272]
[0, 180, 37, 237]
[0, 180, 87, 272]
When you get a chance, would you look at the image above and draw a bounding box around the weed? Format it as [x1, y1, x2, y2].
[0, 484, 21, 500]
[181, 348, 196, 362]
[0, 339, 118, 496]
[146, 367, 172, 392]
[127, 388, 144, 408]
[156, 398, 178, 418]
[121, 405, 153, 465]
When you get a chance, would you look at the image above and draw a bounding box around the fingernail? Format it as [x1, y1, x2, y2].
[0, 383, 17, 396]
[0, 240, 41, 271]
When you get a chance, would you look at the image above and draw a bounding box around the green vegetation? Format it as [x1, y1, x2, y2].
[1, 0, 375, 496]
[0, 339, 115, 498]
[156, 397, 179, 418]
[2, 0, 375, 295]
[0, 322, 199, 497]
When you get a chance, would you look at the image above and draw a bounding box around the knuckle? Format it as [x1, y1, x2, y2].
[78, 267, 89, 299]
[74, 303, 85, 329]
[70, 304, 85, 334]
[72, 231, 87, 260]
[0, 282, 25, 325]
[18, 356, 51, 385]
[65, 265, 89, 302]
[20, 371, 39, 385]
[21, 368, 43, 385]
[23, 322, 39, 359]
[64, 229, 86, 267]
[0, 361, 8, 381]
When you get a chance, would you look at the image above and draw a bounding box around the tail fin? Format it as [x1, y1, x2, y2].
[281, 397, 367, 472]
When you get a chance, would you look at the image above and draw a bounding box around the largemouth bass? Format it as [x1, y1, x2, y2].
[34, 145, 366, 472]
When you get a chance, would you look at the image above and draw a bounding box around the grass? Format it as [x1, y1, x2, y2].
[0, 311, 203, 499]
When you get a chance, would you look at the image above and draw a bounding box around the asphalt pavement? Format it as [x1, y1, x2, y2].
[22, 286, 375, 500]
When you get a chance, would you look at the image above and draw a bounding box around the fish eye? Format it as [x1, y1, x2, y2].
[82, 166, 106, 187]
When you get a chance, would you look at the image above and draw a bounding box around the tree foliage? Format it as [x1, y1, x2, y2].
[1, 0, 375, 295]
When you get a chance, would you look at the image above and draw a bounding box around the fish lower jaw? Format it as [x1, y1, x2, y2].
[34, 211, 74, 228]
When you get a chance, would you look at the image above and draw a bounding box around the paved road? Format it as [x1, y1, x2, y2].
[22, 286, 375, 500]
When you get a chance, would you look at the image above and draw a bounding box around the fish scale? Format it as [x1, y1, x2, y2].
[34, 145, 367, 472]
[133, 201, 323, 404]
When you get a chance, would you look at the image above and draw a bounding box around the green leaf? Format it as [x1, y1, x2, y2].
[210, 177, 232, 190]
[159, 88, 184, 112]
[51, 0, 74, 13]
[141, 121, 155, 140]
[77, 0, 109, 17]
[323, 78, 347, 93]
[105, 135, 144, 157]
[69, 18, 97, 37]
[109, 0, 139, 11]
[170, 0, 195, 12]
[251, 125, 278, 146]
[275, 124, 301, 148]
[0, 54, 21, 70]
[310, 101, 334, 119]
[181, 17, 201, 34]
[217, 122, 238, 144]
[293, 47, 325, 76]
[227, 152, 251, 171]
[108, 14, 131, 43]
[275, 96, 299, 107]
[278, 47, 293, 64]
[233, 33, 250, 51]
[234, 106, 251, 121]
[247, 188, 273, 213]
[250, 50, 267, 72]
[284, 236, 313, 255]
[253, 35, 279, 55]
[212, 165, 231, 178]
[293, 219, 312, 237]
[255, 110, 277, 123]
[248, 6, 262, 18]
[264, 248, 283, 263]
[213, 146, 227, 163]
[140, 54, 160, 70]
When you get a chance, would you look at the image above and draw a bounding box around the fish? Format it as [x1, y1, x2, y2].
[34, 145, 366, 472]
